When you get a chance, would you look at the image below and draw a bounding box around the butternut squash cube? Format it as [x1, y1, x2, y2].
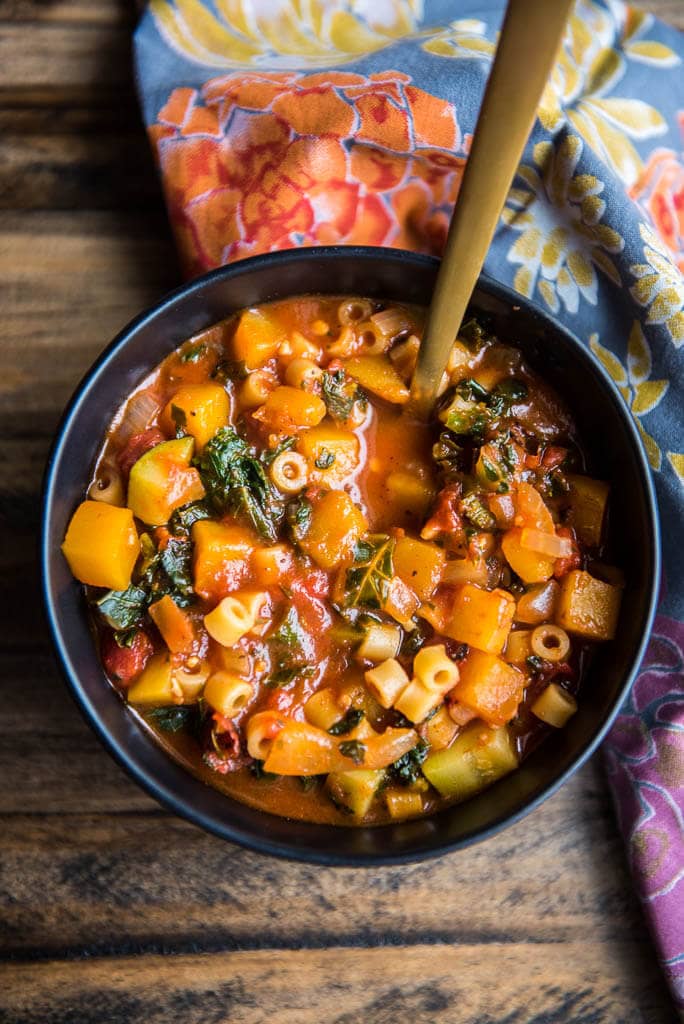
[445, 583, 515, 655]
[383, 576, 420, 628]
[127, 652, 177, 705]
[192, 520, 254, 601]
[501, 527, 554, 584]
[252, 385, 326, 432]
[566, 474, 609, 547]
[393, 536, 446, 601]
[127, 437, 205, 526]
[298, 491, 367, 570]
[148, 595, 196, 654]
[297, 423, 360, 486]
[451, 650, 525, 726]
[230, 308, 284, 369]
[160, 384, 230, 451]
[345, 355, 410, 404]
[62, 500, 140, 590]
[555, 569, 621, 640]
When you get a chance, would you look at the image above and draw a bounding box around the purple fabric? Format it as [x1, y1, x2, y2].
[606, 614, 684, 1005]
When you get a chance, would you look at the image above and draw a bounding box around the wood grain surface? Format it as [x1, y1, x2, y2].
[1, 3, 681, 1022]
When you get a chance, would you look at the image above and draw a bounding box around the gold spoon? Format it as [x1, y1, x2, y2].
[409, 0, 574, 418]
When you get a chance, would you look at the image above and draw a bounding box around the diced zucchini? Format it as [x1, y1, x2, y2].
[422, 722, 518, 799]
[127, 437, 205, 526]
[566, 475, 609, 547]
[326, 768, 385, 817]
[555, 569, 621, 640]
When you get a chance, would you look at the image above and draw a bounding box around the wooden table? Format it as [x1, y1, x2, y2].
[1, 3, 681, 1021]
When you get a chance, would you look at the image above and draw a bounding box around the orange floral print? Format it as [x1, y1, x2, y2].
[629, 114, 684, 273]
[149, 70, 465, 275]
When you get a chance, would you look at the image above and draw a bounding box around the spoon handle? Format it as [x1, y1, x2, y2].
[409, 0, 574, 418]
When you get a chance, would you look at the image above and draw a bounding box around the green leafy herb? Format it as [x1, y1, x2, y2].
[97, 585, 148, 631]
[179, 342, 207, 363]
[211, 358, 248, 382]
[142, 535, 195, 607]
[315, 449, 336, 469]
[339, 740, 366, 766]
[442, 393, 489, 440]
[526, 655, 545, 673]
[460, 492, 496, 531]
[400, 617, 432, 657]
[298, 775, 321, 791]
[432, 432, 465, 480]
[113, 628, 138, 648]
[260, 435, 297, 466]
[168, 499, 213, 536]
[321, 368, 367, 422]
[286, 496, 312, 544]
[197, 427, 282, 542]
[389, 739, 428, 786]
[458, 318, 488, 352]
[343, 534, 395, 610]
[265, 664, 315, 688]
[250, 760, 277, 781]
[456, 378, 489, 403]
[328, 709, 364, 736]
[148, 705, 200, 733]
[487, 379, 528, 418]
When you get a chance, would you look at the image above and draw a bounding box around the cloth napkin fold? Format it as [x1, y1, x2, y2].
[134, 0, 684, 1008]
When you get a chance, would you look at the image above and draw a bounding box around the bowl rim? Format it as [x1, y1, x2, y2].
[41, 245, 661, 865]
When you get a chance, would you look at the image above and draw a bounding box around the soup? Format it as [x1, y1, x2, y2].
[61, 296, 623, 825]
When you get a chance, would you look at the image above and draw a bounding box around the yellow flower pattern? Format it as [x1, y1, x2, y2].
[502, 134, 623, 314]
[668, 452, 684, 485]
[421, 18, 495, 61]
[538, 2, 678, 187]
[590, 321, 668, 469]
[629, 223, 684, 347]
[149, 0, 424, 68]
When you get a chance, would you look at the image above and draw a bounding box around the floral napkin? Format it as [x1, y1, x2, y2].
[134, 0, 684, 1008]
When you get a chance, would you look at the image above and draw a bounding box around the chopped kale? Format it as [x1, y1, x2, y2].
[286, 496, 312, 544]
[432, 432, 466, 479]
[97, 585, 148, 631]
[315, 449, 336, 469]
[265, 664, 315, 688]
[170, 404, 187, 438]
[458, 317, 488, 352]
[338, 740, 366, 765]
[168, 499, 213, 536]
[343, 534, 395, 610]
[260, 435, 297, 466]
[400, 617, 432, 658]
[113, 628, 138, 648]
[144, 535, 195, 607]
[148, 705, 202, 734]
[321, 368, 367, 422]
[328, 709, 365, 736]
[460, 492, 496, 531]
[487, 378, 528, 418]
[250, 760, 277, 781]
[442, 393, 488, 440]
[389, 739, 428, 786]
[298, 775, 322, 791]
[526, 655, 544, 673]
[197, 426, 282, 542]
[211, 358, 248, 382]
[179, 342, 207, 363]
[456, 378, 489, 403]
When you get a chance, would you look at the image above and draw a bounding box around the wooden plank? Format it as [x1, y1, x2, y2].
[0, 752, 653, 948]
[0, 944, 674, 1024]
[0, 1, 129, 24]
[0, 24, 133, 88]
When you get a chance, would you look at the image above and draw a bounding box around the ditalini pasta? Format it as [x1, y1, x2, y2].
[60, 296, 624, 825]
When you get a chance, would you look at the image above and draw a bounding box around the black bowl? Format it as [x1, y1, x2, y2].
[41, 246, 660, 864]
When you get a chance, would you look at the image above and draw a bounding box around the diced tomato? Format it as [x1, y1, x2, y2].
[117, 428, 166, 479]
[101, 629, 153, 686]
[289, 574, 331, 634]
[554, 526, 581, 578]
[421, 484, 464, 542]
